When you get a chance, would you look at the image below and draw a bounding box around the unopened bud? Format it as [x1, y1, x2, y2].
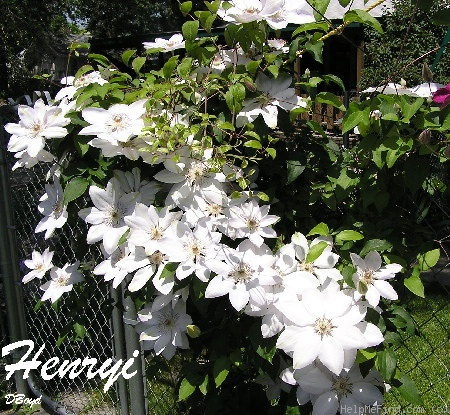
[400, 78, 407, 87]
[422, 63, 433, 83]
[370, 110, 382, 120]
[418, 129, 431, 144]
[244, 80, 257, 92]
[444, 145, 450, 158]
[304, 68, 311, 78]
[186, 325, 201, 338]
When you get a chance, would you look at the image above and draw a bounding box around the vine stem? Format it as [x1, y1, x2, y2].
[297, 0, 388, 57]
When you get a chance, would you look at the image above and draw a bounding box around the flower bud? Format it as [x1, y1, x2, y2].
[186, 324, 201, 338]
[244, 80, 257, 92]
[422, 62, 433, 83]
[418, 129, 431, 144]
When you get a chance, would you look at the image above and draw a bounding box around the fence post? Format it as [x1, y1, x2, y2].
[0, 112, 29, 395]
[122, 282, 148, 415]
[111, 286, 130, 415]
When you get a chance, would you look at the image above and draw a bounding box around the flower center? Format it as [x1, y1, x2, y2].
[207, 203, 222, 216]
[246, 218, 259, 230]
[31, 123, 43, 135]
[36, 263, 46, 272]
[186, 162, 207, 185]
[55, 276, 69, 286]
[314, 317, 334, 337]
[187, 241, 203, 258]
[244, 7, 259, 14]
[104, 205, 125, 227]
[298, 261, 314, 272]
[107, 113, 131, 133]
[360, 269, 374, 285]
[229, 263, 253, 283]
[332, 376, 352, 398]
[149, 226, 163, 240]
[149, 250, 165, 265]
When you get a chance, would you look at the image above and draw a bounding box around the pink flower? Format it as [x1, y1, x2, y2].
[432, 83, 450, 108]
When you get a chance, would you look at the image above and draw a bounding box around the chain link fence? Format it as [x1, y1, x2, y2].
[1, 97, 449, 415]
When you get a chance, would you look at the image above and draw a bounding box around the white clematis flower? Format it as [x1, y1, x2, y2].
[227, 199, 279, 246]
[136, 300, 192, 359]
[22, 248, 54, 283]
[35, 178, 68, 239]
[291, 233, 342, 284]
[205, 239, 277, 311]
[163, 221, 222, 282]
[118, 245, 172, 293]
[143, 34, 185, 52]
[276, 285, 383, 375]
[40, 262, 84, 303]
[93, 244, 130, 289]
[218, 0, 285, 24]
[124, 204, 182, 253]
[78, 180, 138, 254]
[5, 99, 69, 158]
[155, 157, 227, 208]
[55, 71, 108, 101]
[236, 73, 307, 128]
[79, 99, 147, 143]
[265, 0, 314, 29]
[350, 251, 402, 307]
[295, 364, 383, 415]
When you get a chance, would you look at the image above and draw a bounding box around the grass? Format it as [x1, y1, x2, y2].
[384, 286, 450, 413]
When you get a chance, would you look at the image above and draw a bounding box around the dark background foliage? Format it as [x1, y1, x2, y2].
[361, 0, 450, 88]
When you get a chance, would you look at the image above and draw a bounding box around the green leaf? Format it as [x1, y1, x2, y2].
[376, 349, 397, 380]
[338, 0, 351, 6]
[335, 230, 364, 243]
[199, 374, 209, 395]
[404, 273, 425, 298]
[417, 248, 440, 271]
[180, 1, 193, 15]
[304, 40, 324, 63]
[225, 83, 246, 113]
[177, 57, 193, 78]
[178, 378, 196, 401]
[132, 56, 146, 74]
[316, 92, 345, 110]
[88, 53, 110, 67]
[213, 357, 230, 387]
[244, 140, 262, 149]
[266, 147, 276, 159]
[355, 348, 376, 363]
[396, 372, 423, 405]
[342, 107, 370, 134]
[256, 344, 276, 364]
[182, 20, 199, 42]
[292, 21, 329, 37]
[162, 56, 179, 79]
[306, 241, 329, 263]
[286, 160, 305, 184]
[267, 64, 279, 78]
[73, 323, 86, 340]
[74, 65, 94, 79]
[63, 177, 89, 205]
[122, 50, 136, 66]
[307, 223, 330, 236]
[360, 239, 393, 257]
[310, 0, 331, 20]
[432, 8, 450, 25]
[323, 74, 345, 91]
[344, 10, 383, 33]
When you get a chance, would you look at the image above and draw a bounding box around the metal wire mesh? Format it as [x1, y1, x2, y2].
[11, 171, 120, 415]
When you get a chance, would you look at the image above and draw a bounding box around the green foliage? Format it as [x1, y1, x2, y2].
[361, 0, 450, 89]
